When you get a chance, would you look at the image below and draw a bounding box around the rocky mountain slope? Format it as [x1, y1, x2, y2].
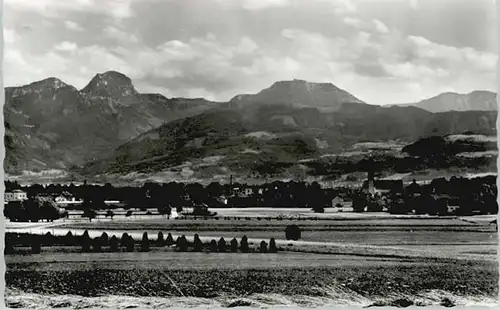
[394, 91, 497, 112]
[5, 73, 497, 182]
[4, 71, 218, 174]
[81, 94, 496, 179]
[226, 79, 365, 111]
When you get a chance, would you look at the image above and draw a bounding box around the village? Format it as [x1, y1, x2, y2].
[4, 171, 498, 223]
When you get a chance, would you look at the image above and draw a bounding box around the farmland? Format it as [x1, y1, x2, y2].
[5, 211, 499, 308]
[6, 252, 499, 308]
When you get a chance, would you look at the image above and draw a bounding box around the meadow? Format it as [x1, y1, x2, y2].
[5, 210, 499, 308]
[5, 252, 498, 308]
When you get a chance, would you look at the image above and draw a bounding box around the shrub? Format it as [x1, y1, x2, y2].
[269, 238, 278, 253]
[5, 234, 14, 255]
[177, 235, 188, 252]
[31, 235, 41, 254]
[81, 230, 91, 252]
[140, 232, 150, 252]
[157, 231, 165, 247]
[92, 237, 102, 253]
[43, 232, 53, 246]
[259, 241, 268, 253]
[166, 233, 174, 246]
[193, 234, 203, 252]
[109, 235, 119, 252]
[209, 239, 218, 252]
[100, 232, 109, 246]
[240, 235, 249, 253]
[64, 231, 75, 246]
[126, 236, 135, 252]
[285, 225, 301, 241]
[312, 206, 324, 213]
[120, 233, 129, 248]
[230, 238, 238, 252]
[218, 237, 227, 252]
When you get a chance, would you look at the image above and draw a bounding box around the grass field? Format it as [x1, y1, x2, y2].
[5, 252, 498, 306]
[54, 217, 496, 231]
[5, 252, 428, 270]
[5, 212, 499, 308]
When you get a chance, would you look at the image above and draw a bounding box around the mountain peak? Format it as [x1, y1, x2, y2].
[81, 70, 137, 98]
[229, 79, 364, 109]
[396, 90, 497, 113]
[7, 77, 75, 98]
[97, 71, 132, 83]
[29, 77, 70, 90]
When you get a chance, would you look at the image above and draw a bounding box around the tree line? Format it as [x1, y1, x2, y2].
[5, 231, 282, 255]
[5, 179, 352, 209]
[350, 175, 498, 215]
[5, 175, 497, 216]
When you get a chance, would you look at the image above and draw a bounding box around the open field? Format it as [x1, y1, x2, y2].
[5, 252, 499, 308]
[6, 214, 498, 261]
[5, 211, 499, 308]
[5, 252, 429, 271]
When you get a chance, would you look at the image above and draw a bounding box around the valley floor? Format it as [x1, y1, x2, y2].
[5, 212, 499, 308]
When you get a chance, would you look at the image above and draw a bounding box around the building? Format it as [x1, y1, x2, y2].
[232, 187, 254, 198]
[5, 189, 28, 202]
[55, 196, 67, 203]
[331, 196, 344, 207]
[55, 196, 83, 205]
[362, 171, 404, 196]
[331, 196, 353, 208]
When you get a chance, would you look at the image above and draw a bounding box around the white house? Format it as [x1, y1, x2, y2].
[55, 195, 68, 203]
[331, 196, 344, 207]
[5, 189, 28, 202]
[232, 187, 254, 198]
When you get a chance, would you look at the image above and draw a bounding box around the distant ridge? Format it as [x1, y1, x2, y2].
[4, 72, 497, 178]
[228, 79, 365, 110]
[392, 90, 497, 112]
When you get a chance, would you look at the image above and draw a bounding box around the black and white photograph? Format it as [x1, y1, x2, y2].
[2, 0, 499, 309]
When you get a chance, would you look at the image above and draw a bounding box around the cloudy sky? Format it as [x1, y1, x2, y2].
[2, 0, 497, 105]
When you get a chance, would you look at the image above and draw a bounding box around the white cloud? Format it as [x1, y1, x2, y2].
[104, 26, 139, 44]
[241, 0, 290, 10]
[236, 37, 258, 54]
[409, 0, 419, 10]
[329, 0, 357, 14]
[54, 41, 78, 52]
[64, 21, 85, 32]
[373, 19, 389, 34]
[3, 28, 18, 44]
[406, 35, 498, 73]
[4, 0, 134, 19]
[343, 17, 363, 28]
[383, 62, 448, 79]
[343, 17, 390, 35]
[4, 49, 28, 67]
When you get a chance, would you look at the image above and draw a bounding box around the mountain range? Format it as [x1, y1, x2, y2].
[4, 71, 217, 174]
[393, 90, 497, 112]
[4, 71, 497, 181]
